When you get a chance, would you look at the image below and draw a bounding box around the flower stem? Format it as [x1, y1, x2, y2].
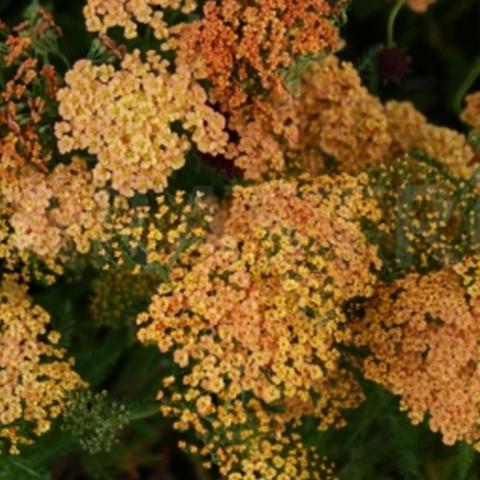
[128, 403, 160, 422]
[387, 0, 406, 47]
[452, 56, 480, 113]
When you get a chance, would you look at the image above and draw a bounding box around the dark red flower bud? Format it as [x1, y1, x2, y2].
[375, 46, 411, 82]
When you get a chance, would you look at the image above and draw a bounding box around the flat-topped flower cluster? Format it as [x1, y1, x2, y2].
[5, 0, 480, 478]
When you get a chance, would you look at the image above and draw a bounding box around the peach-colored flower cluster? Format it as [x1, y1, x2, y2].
[461, 91, 480, 130]
[137, 174, 381, 477]
[297, 57, 475, 178]
[406, 0, 436, 14]
[0, 276, 85, 454]
[0, 158, 109, 279]
[56, 50, 227, 197]
[299, 56, 392, 174]
[0, 17, 115, 280]
[385, 100, 475, 177]
[224, 92, 299, 179]
[84, 0, 197, 40]
[351, 254, 480, 449]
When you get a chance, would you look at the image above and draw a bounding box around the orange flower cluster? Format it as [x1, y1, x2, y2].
[138, 174, 381, 477]
[0, 19, 60, 183]
[173, 0, 345, 110]
[351, 254, 480, 449]
[56, 50, 227, 197]
[84, 0, 197, 39]
[0, 277, 85, 454]
[168, 0, 346, 178]
[461, 91, 480, 130]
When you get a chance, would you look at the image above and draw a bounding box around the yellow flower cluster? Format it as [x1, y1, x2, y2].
[137, 174, 381, 477]
[84, 0, 197, 39]
[95, 190, 213, 273]
[461, 91, 480, 130]
[368, 152, 479, 277]
[56, 50, 227, 197]
[351, 254, 480, 449]
[0, 277, 85, 454]
[164, 388, 337, 480]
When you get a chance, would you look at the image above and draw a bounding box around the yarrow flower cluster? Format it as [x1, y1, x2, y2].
[0, 16, 60, 182]
[385, 100, 475, 178]
[1, 158, 109, 275]
[3, 1, 480, 477]
[56, 50, 227, 197]
[298, 57, 475, 178]
[0, 277, 85, 454]
[367, 153, 480, 278]
[172, 0, 346, 110]
[137, 174, 381, 477]
[461, 91, 480, 130]
[350, 254, 480, 448]
[84, 0, 197, 40]
[168, 0, 348, 178]
[299, 55, 392, 174]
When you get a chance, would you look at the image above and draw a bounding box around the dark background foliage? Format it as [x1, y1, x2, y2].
[1, 0, 480, 479]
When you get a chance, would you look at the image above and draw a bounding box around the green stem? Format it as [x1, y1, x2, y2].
[128, 404, 160, 422]
[452, 56, 480, 113]
[387, 0, 406, 47]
